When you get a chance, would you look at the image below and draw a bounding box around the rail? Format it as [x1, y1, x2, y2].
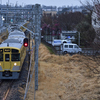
[2, 80, 14, 100]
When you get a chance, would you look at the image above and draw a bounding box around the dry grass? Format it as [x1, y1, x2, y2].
[0, 30, 8, 43]
[0, 30, 100, 100]
[23, 43, 100, 100]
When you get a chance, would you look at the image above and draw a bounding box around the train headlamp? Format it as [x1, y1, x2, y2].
[14, 63, 17, 66]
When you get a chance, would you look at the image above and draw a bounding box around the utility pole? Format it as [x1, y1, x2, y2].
[28, 33, 30, 70]
[1, 0, 2, 5]
[34, 4, 41, 91]
[34, 4, 39, 91]
[8, 0, 9, 5]
[78, 32, 80, 46]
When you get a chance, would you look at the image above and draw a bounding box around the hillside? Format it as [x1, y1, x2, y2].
[24, 43, 100, 100]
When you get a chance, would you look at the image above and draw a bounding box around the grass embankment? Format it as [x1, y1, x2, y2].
[0, 29, 9, 43]
[45, 45, 55, 54]
[20, 21, 29, 32]
[20, 43, 100, 100]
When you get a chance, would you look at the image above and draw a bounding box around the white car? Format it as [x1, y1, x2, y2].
[62, 43, 82, 54]
[52, 39, 71, 46]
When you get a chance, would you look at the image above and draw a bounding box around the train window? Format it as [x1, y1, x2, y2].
[5, 54, 10, 61]
[11, 54, 20, 61]
[0, 49, 3, 53]
[12, 49, 19, 53]
[4, 49, 10, 52]
[0, 54, 3, 61]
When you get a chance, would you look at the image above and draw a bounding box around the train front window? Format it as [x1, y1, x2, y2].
[0, 54, 3, 61]
[5, 54, 10, 61]
[0, 49, 3, 53]
[11, 54, 20, 61]
[12, 49, 19, 53]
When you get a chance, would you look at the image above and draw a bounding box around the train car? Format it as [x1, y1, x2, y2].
[0, 30, 27, 79]
[8, 30, 25, 39]
[8, 24, 20, 33]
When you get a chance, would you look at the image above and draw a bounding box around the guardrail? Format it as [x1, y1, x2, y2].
[41, 41, 100, 56]
[41, 39, 100, 56]
[82, 48, 100, 56]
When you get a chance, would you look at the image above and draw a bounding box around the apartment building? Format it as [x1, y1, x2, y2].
[42, 5, 57, 16]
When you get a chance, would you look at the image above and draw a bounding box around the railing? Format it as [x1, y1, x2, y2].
[82, 48, 100, 56]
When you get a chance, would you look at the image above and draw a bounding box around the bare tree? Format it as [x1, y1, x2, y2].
[91, 0, 100, 49]
[78, 0, 100, 55]
[80, 0, 100, 17]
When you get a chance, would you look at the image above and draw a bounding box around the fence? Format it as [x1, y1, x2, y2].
[82, 48, 100, 56]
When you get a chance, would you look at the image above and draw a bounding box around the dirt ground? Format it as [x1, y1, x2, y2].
[24, 43, 100, 100]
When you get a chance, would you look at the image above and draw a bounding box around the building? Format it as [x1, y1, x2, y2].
[42, 5, 57, 16]
[57, 6, 91, 15]
[60, 30, 78, 42]
[43, 10, 57, 16]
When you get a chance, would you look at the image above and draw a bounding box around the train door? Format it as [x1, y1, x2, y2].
[3, 54, 11, 70]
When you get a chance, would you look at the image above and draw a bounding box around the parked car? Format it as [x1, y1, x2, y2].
[62, 43, 82, 54]
[52, 39, 71, 46]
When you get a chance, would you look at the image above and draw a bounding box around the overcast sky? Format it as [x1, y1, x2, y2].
[1, 0, 89, 7]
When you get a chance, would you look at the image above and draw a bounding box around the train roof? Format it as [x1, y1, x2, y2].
[8, 34, 25, 40]
[0, 39, 23, 49]
[9, 30, 25, 36]
[3, 39, 21, 43]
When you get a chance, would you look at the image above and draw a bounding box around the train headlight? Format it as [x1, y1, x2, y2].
[14, 63, 17, 66]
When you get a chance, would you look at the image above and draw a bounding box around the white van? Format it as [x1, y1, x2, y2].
[62, 43, 82, 54]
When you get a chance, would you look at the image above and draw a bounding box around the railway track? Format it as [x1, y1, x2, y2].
[0, 55, 28, 100]
[0, 80, 14, 100]
[0, 80, 2, 85]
